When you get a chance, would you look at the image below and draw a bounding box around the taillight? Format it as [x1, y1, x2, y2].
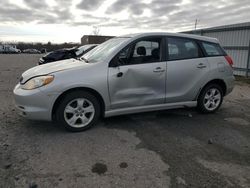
[224, 55, 233, 67]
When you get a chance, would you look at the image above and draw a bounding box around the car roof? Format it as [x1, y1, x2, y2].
[119, 32, 218, 43]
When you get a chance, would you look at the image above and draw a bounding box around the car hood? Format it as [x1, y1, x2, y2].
[21, 58, 85, 83]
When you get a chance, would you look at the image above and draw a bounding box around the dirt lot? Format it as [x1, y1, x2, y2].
[0, 54, 250, 188]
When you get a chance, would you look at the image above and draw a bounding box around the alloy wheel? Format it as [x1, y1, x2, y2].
[203, 88, 222, 111]
[64, 98, 95, 128]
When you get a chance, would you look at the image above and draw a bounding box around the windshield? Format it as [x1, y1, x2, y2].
[82, 37, 129, 63]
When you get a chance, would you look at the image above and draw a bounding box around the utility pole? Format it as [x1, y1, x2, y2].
[195, 19, 198, 30]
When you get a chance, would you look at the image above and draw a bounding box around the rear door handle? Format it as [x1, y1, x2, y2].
[197, 63, 207, 69]
[153, 67, 165, 73]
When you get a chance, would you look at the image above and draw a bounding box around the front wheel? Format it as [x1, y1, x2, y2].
[56, 91, 100, 132]
[197, 84, 223, 113]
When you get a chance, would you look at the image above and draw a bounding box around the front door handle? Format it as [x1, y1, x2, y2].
[197, 63, 207, 69]
[153, 67, 165, 73]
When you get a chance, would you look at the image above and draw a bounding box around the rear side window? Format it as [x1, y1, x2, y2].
[202, 42, 225, 56]
[167, 37, 200, 60]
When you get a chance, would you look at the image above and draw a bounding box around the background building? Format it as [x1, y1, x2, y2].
[184, 22, 250, 77]
[81, 35, 114, 45]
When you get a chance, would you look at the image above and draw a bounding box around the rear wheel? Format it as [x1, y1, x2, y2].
[56, 91, 100, 132]
[197, 84, 223, 113]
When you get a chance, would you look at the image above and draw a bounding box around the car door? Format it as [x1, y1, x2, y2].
[108, 37, 167, 109]
[165, 37, 210, 103]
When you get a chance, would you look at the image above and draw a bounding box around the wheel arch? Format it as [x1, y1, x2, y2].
[196, 79, 227, 100]
[52, 87, 105, 121]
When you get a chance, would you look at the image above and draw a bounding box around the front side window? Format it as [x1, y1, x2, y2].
[202, 42, 225, 56]
[168, 37, 200, 60]
[115, 37, 162, 65]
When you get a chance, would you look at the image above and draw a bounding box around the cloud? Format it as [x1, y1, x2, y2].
[0, 1, 36, 22]
[106, 0, 147, 15]
[0, 0, 74, 24]
[0, 0, 250, 42]
[77, 0, 104, 10]
[23, 0, 48, 9]
[104, 0, 250, 31]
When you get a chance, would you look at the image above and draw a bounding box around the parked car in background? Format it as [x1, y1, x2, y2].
[23, 49, 41, 54]
[38, 44, 97, 65]
[0, 45, 21, 54]
[38, 48, 76, 65]
[14, 33, 234, 132]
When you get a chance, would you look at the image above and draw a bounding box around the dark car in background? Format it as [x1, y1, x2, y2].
[38, 44, 97, 65]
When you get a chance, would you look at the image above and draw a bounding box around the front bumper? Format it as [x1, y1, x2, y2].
[13, 84, 56, 121]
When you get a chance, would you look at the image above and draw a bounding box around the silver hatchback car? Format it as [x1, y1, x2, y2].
[14, 33, 234, 131]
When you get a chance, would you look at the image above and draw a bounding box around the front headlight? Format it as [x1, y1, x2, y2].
[21, 75, 54, 90]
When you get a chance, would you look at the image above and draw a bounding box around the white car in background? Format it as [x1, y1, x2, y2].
[0, 45, 21, 53]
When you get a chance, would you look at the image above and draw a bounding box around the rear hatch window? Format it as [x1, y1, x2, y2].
[201, 42, 225, 56]
[202, 41, 233, 67]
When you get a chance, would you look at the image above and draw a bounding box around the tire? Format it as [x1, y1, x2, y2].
[197, 84, 223, 113]
[56, 91, 101, 132]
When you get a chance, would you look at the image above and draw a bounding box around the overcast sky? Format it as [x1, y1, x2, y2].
[0, 0, 249, 43]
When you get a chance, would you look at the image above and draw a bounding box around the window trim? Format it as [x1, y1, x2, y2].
[109, 36, 167, 67]
[166, 36, 205, 61]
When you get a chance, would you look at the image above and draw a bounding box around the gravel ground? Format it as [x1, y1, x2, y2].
[0, 54, 250, 188]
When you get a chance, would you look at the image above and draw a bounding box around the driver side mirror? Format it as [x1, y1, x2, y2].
[119, 51, 126, 58]
[109, 56, 122, 67]
[109, 46, 129, 67]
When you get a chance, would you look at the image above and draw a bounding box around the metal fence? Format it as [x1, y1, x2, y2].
[184, 22, 250, 77]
